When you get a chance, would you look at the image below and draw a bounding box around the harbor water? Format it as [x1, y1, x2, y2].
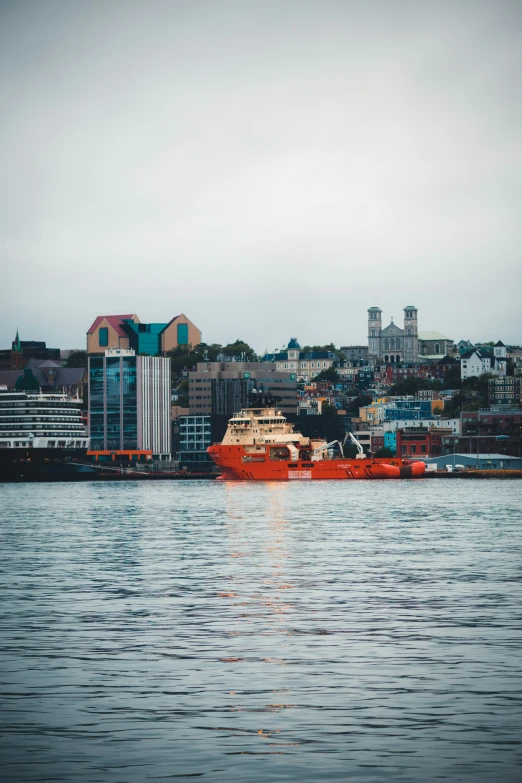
[1, 480, 521, 782]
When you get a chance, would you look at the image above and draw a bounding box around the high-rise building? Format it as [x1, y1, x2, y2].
[88, 349, 171, 457]
[188, 362, 298, 418]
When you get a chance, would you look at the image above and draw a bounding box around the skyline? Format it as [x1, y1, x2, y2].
[2, 0, 522, 349]
[3, 304, 519, 356]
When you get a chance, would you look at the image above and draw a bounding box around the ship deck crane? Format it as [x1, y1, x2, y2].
[343, 432, 366, 459]
[313, 440, 345, 459]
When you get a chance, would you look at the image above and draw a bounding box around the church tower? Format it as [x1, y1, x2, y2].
[368, 307, 382, 361]
[11, 328, 23, 370]
[403, 306, 418, 362]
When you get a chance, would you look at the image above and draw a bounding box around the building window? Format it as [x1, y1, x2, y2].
[99, 327, 109, 347]
[435, 343, 440, 354]
[371, 329, 375, 337]
[177, 323, 189, 345]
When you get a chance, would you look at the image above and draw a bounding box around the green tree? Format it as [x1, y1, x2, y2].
[441, 376, 492, 417]
[461, 372, 494, 406]
[15, 369, 39, 391]
[345, 393, 373, 414]
[167, 343, 215, 382]
[64, 350, 88, 368]
[301, 343, 340, 354]
[321, 402, 339, 419]
[389, 376, 440, 396]
[222, 339, 257, 361]
[442, 364, 462, 389]
[314, 367, 340, 383]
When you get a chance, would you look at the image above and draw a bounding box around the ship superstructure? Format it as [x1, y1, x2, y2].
[208, 406, 425, 480]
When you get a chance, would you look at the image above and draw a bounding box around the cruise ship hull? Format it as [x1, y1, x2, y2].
[0, 449, 96, 482]
[207, 444, 425, 480]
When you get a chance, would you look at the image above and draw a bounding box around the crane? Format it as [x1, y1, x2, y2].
[342, 431, 366, 459]
[313, 440, 345, 459]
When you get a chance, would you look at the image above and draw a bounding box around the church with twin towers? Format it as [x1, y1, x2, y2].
[368, 306, 418, 364]
[367, 306, 453, 364]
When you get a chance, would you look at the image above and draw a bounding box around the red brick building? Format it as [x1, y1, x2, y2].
[371, 432, 385, 452]
[396, 426, 453, 458]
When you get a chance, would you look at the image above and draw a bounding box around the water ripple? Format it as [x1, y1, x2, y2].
[0, 480, 521, 782]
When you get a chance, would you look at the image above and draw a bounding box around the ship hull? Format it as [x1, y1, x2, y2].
[0, 449, 96, 483]
[207, 445, 425, 480]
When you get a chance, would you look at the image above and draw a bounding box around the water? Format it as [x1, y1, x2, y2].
[1, 480, 521, 782]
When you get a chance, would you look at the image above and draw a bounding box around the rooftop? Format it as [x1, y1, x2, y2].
[287, 337, 301, 350]
[426, 453, 521, 461]
[418, 331, 451, 341]
[87, 314, 137, 338]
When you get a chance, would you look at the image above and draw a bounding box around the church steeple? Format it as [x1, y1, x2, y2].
[13, 328, 22, 352]
[367, 307, 382, 360]
[403, 307, 418, 362]
[11, 328, 24, 369]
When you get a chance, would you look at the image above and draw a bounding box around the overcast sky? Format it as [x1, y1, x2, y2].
[1, 0, 521, 352]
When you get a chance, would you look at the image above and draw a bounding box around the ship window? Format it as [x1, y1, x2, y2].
[270, 446, 289, 461]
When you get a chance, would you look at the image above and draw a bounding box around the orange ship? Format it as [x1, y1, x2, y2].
[207, 406, 425, 481]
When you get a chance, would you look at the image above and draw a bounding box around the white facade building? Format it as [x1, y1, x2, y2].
[378, 418, 461, 435]
[262, 339, 337, 382]
[461, 350, 490, 379]
[460, 348, 505, 380]
[137, 356, 171, 457]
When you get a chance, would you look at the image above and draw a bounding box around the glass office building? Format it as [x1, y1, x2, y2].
[178, 415, 213, 466]
[89, 350, 170, 457]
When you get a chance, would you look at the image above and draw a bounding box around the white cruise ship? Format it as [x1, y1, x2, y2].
[0, 390, 91, 481]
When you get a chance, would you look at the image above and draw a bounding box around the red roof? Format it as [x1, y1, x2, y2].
[87, 314, 136, 337]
